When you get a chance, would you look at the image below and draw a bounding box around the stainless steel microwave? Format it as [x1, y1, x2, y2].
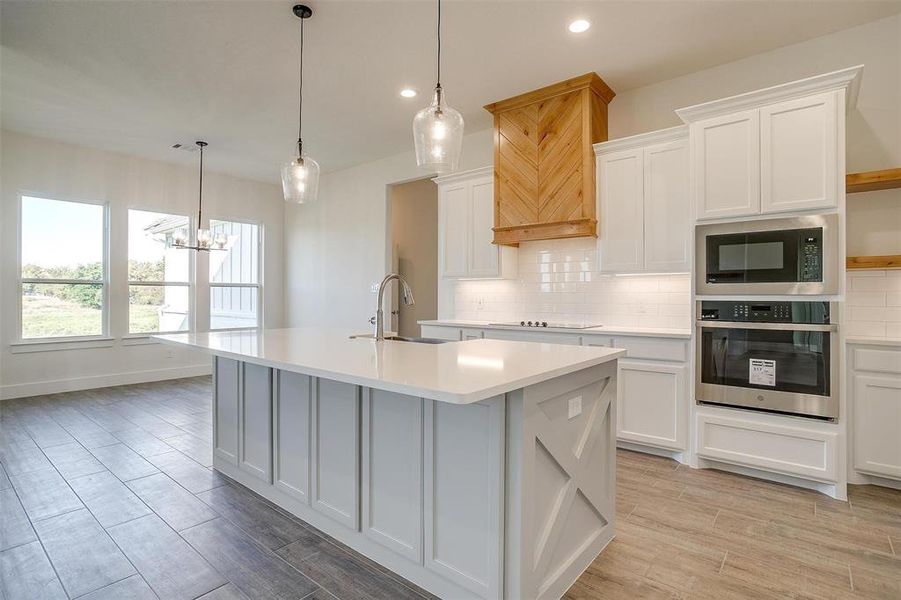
[696, 214, 839, 296]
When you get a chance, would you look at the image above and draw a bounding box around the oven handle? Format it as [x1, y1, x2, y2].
[696, 321, 837, 332]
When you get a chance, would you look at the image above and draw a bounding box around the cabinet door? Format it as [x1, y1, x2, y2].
[312, 379, 360, 529]
[461, 328, 484, 341]
[853, 373, 901, 480]
[598, 149, 644, 272]
[616, 360, 687, 451]
[468, 176, 500, 277]
[274, 370, 311, 503]
[214, 357, 239, 466]
[644, 139, 691, 272]
[362, 390, 423, 562]
[760, 91, 838, 214]
[439, 182, 469, 278]
[692, 110, 760, 220]
[240, 363, 272, 483]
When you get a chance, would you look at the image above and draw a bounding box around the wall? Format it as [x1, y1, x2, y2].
[284, 128, 493, 328]
[285, 14, 901, 329]
[845, 270, 901, 339]
[389, 178, 438, 337]
[0, 131, 285, 399]
[453, 239, 691, 330]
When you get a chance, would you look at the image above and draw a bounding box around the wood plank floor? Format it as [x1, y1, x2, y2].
[1, 377, 899, 599]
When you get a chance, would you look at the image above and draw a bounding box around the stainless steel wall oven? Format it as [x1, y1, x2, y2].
[696, 300, 838, 420]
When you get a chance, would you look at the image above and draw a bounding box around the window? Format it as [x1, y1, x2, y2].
[128, 209, 192, 334]
[20, 196, 107, 339]
[209, 219, 261, 330]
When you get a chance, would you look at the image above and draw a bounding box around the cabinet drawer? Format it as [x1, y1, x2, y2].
[611, 337, 687, 362]
[421, 325, 461, 341]
[853, 347, 901, 375]
[696, 413, 838, 482]
[581, 335, 613, 347]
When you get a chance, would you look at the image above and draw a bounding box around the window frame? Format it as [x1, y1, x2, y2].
[16, 192, 111, 343]
[207, 216, 263, 331]
[126, 207, 196, 336]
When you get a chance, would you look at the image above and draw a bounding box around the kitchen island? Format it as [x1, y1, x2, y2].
[155, 327, 624, 600]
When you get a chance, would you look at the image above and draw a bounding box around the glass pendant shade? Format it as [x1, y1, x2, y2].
[413, 87, 464, 173]
[281, 154, 320, 204]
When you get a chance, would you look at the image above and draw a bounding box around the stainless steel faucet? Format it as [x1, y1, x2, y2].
[375, 273, 414, 340]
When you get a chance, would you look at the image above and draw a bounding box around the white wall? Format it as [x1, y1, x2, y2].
[284, 128, 493, 328]
[286, 14, 901, 329]
[0, 130, 285, 399]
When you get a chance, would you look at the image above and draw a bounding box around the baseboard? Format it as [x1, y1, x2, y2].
[697, 457, 846, 501]
[617, 440, 688, 465]
[0, 363, 212, 400]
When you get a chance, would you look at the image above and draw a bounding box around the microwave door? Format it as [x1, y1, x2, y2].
[706, 231, 800, 284]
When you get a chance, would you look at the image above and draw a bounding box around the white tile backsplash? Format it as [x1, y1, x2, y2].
[845, 270, 901, 340]
[451, 238, 692, 329]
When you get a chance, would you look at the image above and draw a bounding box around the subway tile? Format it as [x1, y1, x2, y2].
[847, 291, 887, 307]
[846, 321, 887, 338]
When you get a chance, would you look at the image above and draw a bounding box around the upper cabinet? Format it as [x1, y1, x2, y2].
[484, 73, 615, 246]
[596, 126, 691, 274]
[676, 65, 862, 222]
[435, 167, 516, 279]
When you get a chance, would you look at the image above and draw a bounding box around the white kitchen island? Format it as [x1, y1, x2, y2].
[155, 327, 624, 600]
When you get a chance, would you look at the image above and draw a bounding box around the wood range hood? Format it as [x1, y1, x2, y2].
[484, 73, 615, 246]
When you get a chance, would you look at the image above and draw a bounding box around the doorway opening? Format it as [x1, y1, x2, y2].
[387, 177, 438, 337]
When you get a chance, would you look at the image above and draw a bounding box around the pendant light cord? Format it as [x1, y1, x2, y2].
[436, 0, 441, 90]
[297, 15, 304, 157]
[197, 142, 204, 226]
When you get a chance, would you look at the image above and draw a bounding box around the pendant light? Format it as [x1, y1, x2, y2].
[413, 0, 464, 173]
[173, 141, 227, 251]
[282, 4, 320, 204]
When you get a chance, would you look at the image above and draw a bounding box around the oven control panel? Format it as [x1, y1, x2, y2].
[699, 301, 830, 324]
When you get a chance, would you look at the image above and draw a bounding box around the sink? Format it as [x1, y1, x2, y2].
[350, 334, 449, 344]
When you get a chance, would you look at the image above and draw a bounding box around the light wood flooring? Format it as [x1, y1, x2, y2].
[1, 377, 899, 599]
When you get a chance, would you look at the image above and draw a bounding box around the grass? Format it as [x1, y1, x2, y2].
[21, 295, 164, 338]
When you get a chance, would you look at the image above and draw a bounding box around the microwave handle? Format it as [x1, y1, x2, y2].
[696, 322, 836, 332]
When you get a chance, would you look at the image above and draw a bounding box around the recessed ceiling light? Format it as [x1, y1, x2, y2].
[400, 88, 417, 98]
[568, 19, 590, 33]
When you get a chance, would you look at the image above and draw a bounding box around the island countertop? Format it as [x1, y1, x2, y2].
[154, 327, 625, 404]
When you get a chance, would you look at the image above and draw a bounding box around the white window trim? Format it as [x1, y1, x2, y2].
[16, 192, 110, 344]
[208, 216, 263, 331]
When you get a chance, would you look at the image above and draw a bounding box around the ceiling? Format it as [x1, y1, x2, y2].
[3, 1, 900, 183]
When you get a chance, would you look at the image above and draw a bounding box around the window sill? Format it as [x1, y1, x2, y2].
[9, 337, 116, 354]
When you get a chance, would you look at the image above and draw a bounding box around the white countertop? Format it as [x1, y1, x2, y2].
[845, 337, 901, 348]
[419, 319, 692, 339]
[154, 327, 625, 405]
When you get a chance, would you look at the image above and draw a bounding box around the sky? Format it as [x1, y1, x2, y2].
[21, 196, 186, 268]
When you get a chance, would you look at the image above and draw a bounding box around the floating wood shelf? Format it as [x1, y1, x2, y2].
[846, 168, 901, 194]
[847, 255, 901, 270]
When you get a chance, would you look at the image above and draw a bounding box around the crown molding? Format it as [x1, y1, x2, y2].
[593, 125, 688, 155]
[675, 64, 864, 124]
[432, 165, 493, 184]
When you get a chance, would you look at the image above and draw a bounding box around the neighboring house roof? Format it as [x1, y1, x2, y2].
[144, 215, 188, 235]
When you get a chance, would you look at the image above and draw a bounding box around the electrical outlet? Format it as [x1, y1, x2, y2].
[370, 282, 380, 293]
[568, 396, 582, 419]
[476, 297, 485, 310]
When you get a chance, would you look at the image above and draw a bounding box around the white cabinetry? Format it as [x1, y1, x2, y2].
[851, 344, 901, 482]
[609, 337, 689, 452]
[436, 166, 516, 279]
[596, 127, 690, 273]
[690, 111, 760, 219]
[676, 66, 862, 221]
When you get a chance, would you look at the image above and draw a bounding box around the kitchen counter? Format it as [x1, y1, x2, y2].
[155, 326, 622, 599]
[419, 319, 692, 339]
[154, 326, 624, 405]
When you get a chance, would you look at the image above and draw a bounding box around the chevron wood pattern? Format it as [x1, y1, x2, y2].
[486, 73, 615, 245]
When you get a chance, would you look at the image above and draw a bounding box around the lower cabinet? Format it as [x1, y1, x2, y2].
[213, 357, 240, 466]
[851, 344, 901, 482]
[617, 360, 687, 451]
[483, 329, 581, 345]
